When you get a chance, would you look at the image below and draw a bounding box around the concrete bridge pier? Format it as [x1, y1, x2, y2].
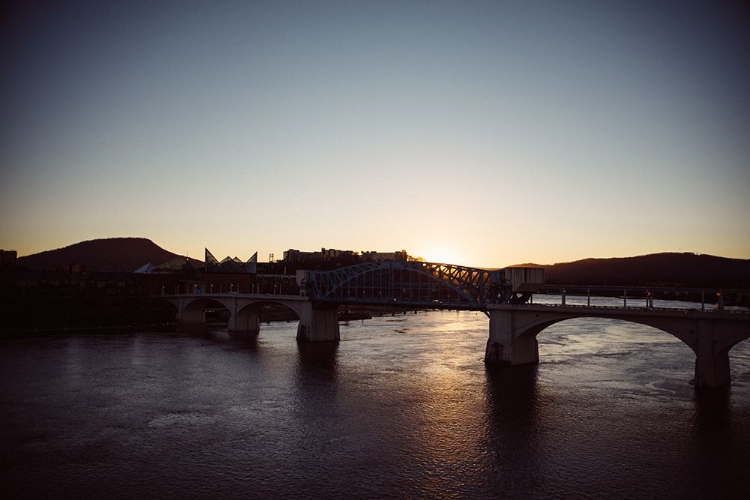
[175, 297, 206, 326]
[693, 318, 732, 388]
[228, 305, 261, 335]
[296, 303, 340, 342]
[484, 308, 539, 365]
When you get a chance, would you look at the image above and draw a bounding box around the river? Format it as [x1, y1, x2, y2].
[1, 302, 749, 498]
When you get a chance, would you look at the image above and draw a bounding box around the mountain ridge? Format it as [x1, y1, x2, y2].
[537, 252, 750, 289]
[16, 237, 201, 273]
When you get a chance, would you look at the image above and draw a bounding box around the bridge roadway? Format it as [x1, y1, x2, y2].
[164, 291, 750, 389]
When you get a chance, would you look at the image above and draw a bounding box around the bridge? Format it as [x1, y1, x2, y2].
[304, 261, 510, 308]
[163, 261, 750, 389]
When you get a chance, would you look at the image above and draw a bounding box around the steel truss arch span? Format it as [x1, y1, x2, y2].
[305, 261, 508, 312]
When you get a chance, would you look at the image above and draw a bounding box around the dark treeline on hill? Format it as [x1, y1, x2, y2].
[16, 237, 201, 272]
[542, 253, 750, 289]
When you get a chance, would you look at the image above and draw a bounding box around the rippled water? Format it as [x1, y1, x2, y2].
[1, 308, 749, 499]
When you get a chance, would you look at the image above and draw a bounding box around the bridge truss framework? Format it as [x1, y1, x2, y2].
[304, 261, 509, 312]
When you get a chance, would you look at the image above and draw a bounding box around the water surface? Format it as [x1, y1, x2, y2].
[1, 309, 748, 498]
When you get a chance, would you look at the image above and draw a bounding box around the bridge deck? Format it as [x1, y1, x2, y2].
[164, 292, 750, 318]
[493, 303, 750, 318]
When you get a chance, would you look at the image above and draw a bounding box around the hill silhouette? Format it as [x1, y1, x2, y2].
[14, 239, 750, 289]
[541, 253, 750, 289]
[16, 238, 200, 272]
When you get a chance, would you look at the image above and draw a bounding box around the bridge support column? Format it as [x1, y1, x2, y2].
[297, 303, 340, 342]
[693, 318, 731, 389]
[485, 308, 539, 365]
[228, 304, 260, 335]
[175, 298, 205, 326]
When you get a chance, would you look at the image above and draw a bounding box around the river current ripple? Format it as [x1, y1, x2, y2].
[1, 305, 749, 499]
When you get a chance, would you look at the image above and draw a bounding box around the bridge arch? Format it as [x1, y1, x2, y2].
[164, 294, 339, 341]
[486, 305, 750, 388]
[179, 297, 230, 314]
[167, 295, 306, 332]
[510, 311, 699, 353]
[231, 299, 305, 333]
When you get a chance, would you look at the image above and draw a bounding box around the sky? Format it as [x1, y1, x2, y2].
[1, 0, 749, 268]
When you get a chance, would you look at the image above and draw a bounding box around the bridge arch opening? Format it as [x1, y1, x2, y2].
[511, 313, 703, 357]
[533, 317, 694, 363]
[234, 300, 301, 331]
[202, 299, 231, 323]
[178, 298, 230, 323]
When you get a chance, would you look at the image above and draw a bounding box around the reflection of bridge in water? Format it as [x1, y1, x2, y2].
[164, 261, 750, 389]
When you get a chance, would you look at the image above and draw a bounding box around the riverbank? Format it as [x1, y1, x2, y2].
[0, 295, 175, 334]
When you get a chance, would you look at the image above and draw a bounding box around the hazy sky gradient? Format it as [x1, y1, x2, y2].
[2, 1, 749, 267]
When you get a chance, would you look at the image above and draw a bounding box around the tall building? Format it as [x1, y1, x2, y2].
[0, 249, 17, 266]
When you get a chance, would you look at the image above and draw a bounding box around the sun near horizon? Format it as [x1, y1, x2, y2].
[418, 245, 466, 265]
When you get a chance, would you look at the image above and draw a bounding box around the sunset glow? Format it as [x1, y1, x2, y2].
[1, 2, 748, 267]
[421, 246, 464, 266]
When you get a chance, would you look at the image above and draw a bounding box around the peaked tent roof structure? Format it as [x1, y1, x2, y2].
[132, 256, 192, 274]
[205, 248, 220, 267]
[133, 263, 156, 274]
[205, 248, 258, 274]
[245, 252, 257, 273]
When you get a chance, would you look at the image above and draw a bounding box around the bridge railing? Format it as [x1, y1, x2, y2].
[531, 285, 750, 312]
